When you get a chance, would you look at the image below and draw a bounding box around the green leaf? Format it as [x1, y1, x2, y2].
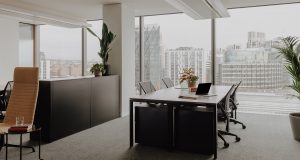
[275, 36, 300, 99]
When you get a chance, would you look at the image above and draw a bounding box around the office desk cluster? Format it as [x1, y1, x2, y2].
[130, 86, 232, 159]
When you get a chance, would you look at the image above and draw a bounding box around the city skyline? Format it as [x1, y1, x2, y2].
[40, 3, 300, 61]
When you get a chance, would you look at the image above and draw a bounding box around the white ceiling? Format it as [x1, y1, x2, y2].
[0, 0, 300, 21]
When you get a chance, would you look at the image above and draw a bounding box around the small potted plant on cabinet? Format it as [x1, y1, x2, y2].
[90, 63, 105, 77]
[87, 23, 116, 76]
[276, 36, 300, 141]
[179, 68, 199, 88]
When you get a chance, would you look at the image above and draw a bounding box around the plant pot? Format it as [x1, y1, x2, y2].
[103, 64, 109, 76]
[188, 81, 196, 88]
[94, 71, 101, 77]
[290, 112, 300, 141]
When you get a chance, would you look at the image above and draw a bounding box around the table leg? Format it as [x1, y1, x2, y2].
[168, 105, 174, 151]
[129, 100, 133, 147]
[213, 104, 218, 159]
[5, 133, 8, 160]
[20, 133, 23, 160]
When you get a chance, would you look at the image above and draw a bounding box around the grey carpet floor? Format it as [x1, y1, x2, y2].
[0, 113, 299, 160]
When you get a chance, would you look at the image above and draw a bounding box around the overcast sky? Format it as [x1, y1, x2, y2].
[40, 3, 300, 61]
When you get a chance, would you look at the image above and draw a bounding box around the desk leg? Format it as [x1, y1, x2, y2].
[168, 105, 174, 151]
[20, 134, 23, 160]
[213, 104, 218, 159]
[130, 100, 133, 147]
[5, 134, 8, 160]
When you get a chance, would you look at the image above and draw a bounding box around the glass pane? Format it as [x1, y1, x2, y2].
[143, 14, 211, 89]
[87, 20, 103, 75]
[39, 25, 82, 79]
[135, 17, 140, 94]
[216, 4, 299, 95]
[19, 23, 34, 67]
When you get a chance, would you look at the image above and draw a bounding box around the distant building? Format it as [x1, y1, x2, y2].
[40, 52, 82, 79]
[247, 31, 266, 48]
[219, 63, 285, 89]
[164, 47, 209, 85]
[39, 52, 50, 79]
[135, 24, 162, 88]
[219, 32, 290, 90]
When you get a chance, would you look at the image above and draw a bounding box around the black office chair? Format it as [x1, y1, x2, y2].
[0, 81, 13, 151]
[0, 81, 13, 120]
[162, 77, 174, 88]
[218, 85, 241, 148]
[229, 81, 246, 130]
[139, 81, 157, 94]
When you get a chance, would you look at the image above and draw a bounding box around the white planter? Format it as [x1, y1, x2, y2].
[290, 113, 300, 141]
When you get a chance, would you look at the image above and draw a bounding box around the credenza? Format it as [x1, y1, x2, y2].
[31, 75, 120, 142]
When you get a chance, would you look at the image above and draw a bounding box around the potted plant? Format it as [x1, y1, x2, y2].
[90, 63, 105, 77]
[275, 36, 300, 141]
[179, 68, 199, 88]
[87, 23, 116, 76]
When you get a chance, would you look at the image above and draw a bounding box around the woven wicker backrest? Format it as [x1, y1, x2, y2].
[3, 67, 39, 125]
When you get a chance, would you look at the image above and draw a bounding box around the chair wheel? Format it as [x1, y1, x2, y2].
[224, 143, 229, 148]
[236, 137, 241, 142]
[242, 125, 246, 129]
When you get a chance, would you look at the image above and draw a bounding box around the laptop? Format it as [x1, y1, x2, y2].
[178, 83, 216, 100]
[196, 83, 215, 96]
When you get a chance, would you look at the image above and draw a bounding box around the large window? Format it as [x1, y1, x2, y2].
[87, 20, 103, 74]
[137, 14, 211, 89]
[135, 17, 141, 93]
[40, 25, 82, 79]
[19, 23, 34, 67]
[216, 4, 300, 95]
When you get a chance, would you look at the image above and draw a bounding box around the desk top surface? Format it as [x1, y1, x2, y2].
[130, 85, 231, 106]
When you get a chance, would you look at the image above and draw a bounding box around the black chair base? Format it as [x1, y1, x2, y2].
[6, 144, 35, 152]
[0, 134, 35, 152]
[218, 130, 241, 148]
[230, 118, 246, 129]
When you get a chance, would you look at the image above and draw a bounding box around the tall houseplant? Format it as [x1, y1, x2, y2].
[276, 36, 300, 141]
[87, 23, 116, 76]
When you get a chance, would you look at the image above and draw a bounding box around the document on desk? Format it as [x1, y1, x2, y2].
[178, 93, 217, 100]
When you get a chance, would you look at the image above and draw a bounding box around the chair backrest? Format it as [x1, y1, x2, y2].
[4, 67, 39, 125]
[223, 85, 236, 113]
[0, 81, 14, 111]
[162, 77, 174, 88]
[139, 81, 156, 94]
[230, 81, 242, 103]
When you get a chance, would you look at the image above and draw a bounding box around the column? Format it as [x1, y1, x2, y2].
[103, 3, 135, 116]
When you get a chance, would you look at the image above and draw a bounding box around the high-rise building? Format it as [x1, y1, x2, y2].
[247, 31, 266, 48]
[164, 47, 209, 85]
[135, 24, 162, 88]
[219, 32, 290, 91]
[219, 63, 285, 89]
[39, 52, 50, 79]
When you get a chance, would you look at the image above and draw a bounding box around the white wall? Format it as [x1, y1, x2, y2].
[0, 16, 19, 86]
[103, 4, 135, 116]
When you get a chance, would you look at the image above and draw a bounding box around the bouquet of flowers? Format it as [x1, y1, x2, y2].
[179, 68, 199, 85]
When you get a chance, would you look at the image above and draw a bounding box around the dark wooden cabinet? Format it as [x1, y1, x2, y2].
[135, 105, 170, 148]
[31, 76, 120, 142]
[91, 77, 119, 127]
[175, 107, 214, 155]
